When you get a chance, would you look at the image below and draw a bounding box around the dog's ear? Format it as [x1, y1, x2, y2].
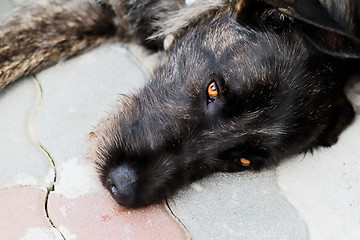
[261, 0, 360, 58]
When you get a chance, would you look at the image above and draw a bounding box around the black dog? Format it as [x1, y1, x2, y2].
[1, 0, 359, 208]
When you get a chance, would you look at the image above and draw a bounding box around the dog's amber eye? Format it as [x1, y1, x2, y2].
[234, 157, 251, 167]
[207, 81, 219, 99]
[240, 158, 251, 166]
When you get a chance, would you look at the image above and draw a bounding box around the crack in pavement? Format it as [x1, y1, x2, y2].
[28, 76, 66, 240]
[165, 199, 192, 240]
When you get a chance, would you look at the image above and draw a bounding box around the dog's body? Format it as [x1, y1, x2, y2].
[1, 0, 359, 208]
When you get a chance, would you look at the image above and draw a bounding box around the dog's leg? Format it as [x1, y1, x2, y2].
[0, 0, 183, 90]
[0, 0, 118, 90]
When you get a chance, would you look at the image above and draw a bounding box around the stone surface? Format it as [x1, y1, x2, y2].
[0, 187, 62, 240]
[0, 78, 53, 189]
[0, 0, 14, 17]
[277, 80, 360, 240]
[169, 170, 309, 240]
[48, 191, 189, 240]
[347, 76, 360, 115]
[125, 43, 163, 76]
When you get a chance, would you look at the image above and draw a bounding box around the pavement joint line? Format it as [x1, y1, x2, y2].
[27, 76, 42, 146]
[44, 188, 66, 240]
[125, 46, 150, 76]
[28, 75, 66, 240]
[165, 199, 192, 240]
[28, 75, 57, 190]
[125, 44, 155, 77]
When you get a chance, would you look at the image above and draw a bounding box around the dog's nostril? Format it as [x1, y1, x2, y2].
[106, 165, 137, 206]
[107, 179, 119, 197]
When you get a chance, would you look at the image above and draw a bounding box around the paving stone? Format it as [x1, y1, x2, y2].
[347, 76, 360, 115]
[0, 78, 53, 189]
[126, 43, 163, 75]
[276, 77, 360, 240]
[34, 43, 147, 197]
[0, 0, 14, 17]
[168, 170, 308, 240]
[12, 0, 42, 5]
[277, 117, 360, 240]
[0, 187, 62, 240]
[48, 190, 190, 240]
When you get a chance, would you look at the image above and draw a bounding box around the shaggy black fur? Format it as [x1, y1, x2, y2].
[89, 0, 360, 208]
[1, 0, 360, 208]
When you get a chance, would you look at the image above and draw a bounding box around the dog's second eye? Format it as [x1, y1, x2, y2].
[234, 157, 251, 167]
[207, 81, 219, 102]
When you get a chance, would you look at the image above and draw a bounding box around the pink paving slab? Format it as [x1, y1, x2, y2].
[48, 190, 190, 240]
[0, 187, 61, 239]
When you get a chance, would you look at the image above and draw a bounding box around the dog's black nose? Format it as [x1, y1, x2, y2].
[106, 165, 136, 207]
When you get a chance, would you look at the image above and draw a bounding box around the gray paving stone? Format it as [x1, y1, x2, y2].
[34, 43, 148, 197]
[169, 170, 308, 240]
[0, 0, 14, 17]
[12, 0, 41, 5]
[126, 43, 164, 75]
[277, 84, 360, 240]
[0, 78, 53, 188]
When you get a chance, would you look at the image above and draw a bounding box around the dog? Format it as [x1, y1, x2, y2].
[1, 0, 359, 208]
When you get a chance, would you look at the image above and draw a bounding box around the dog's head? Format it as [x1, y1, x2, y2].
[89, 0, 360, 208]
